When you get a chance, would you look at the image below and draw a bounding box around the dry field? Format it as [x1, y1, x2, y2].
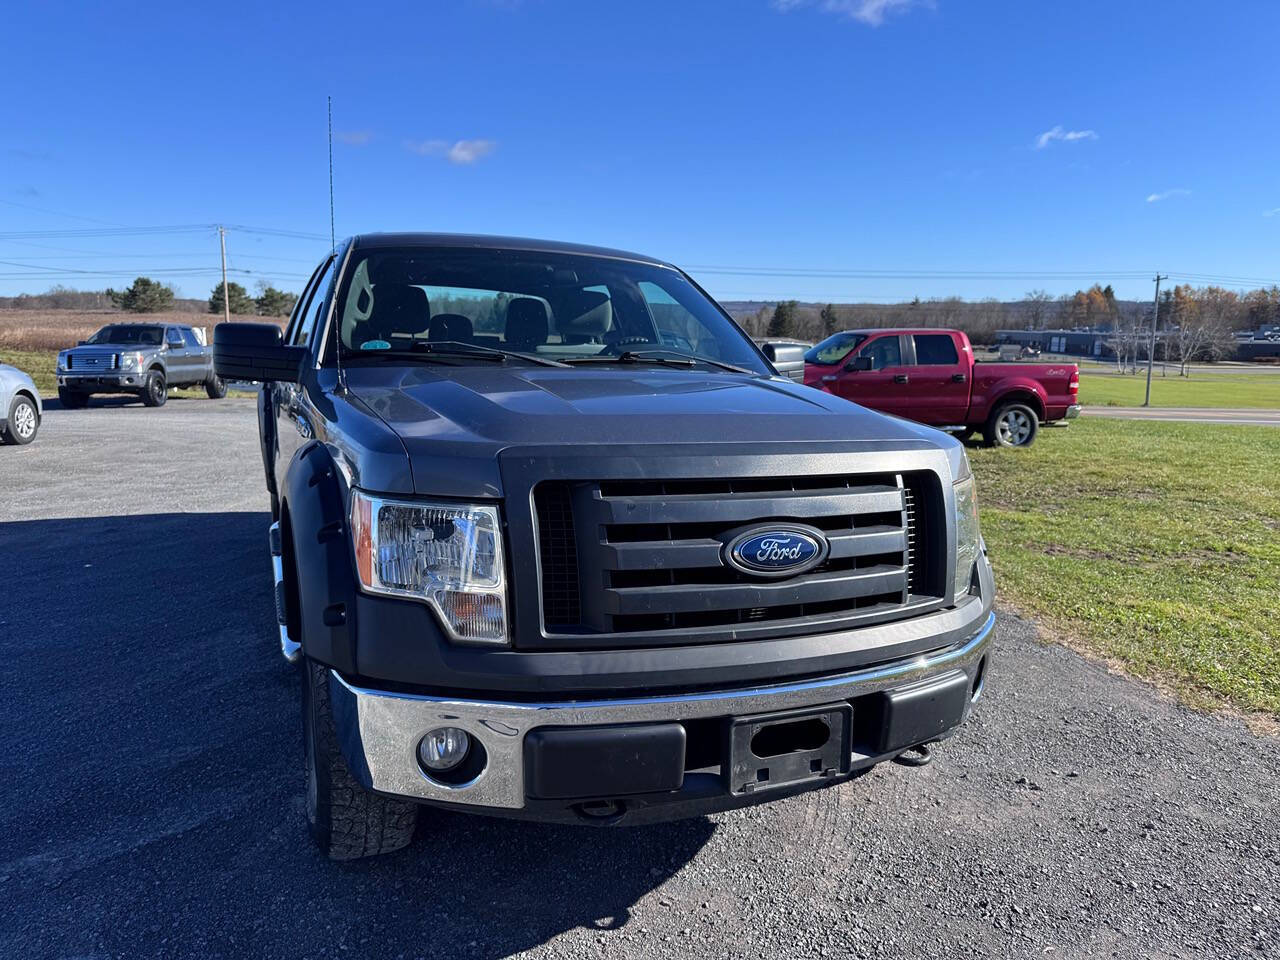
[0, 309, 286, 352]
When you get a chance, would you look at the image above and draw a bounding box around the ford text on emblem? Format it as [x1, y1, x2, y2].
[725, 525, 829, 578]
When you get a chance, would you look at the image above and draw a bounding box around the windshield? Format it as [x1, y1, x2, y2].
[331, 246, 769, 373]
[804, 332, 867, 366]
[86, 324, 164, 346]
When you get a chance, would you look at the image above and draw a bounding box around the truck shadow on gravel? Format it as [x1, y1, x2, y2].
[1, 510, 714, 959]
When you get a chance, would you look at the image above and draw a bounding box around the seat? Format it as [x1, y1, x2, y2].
[505, 298, 549, 352]
[432, 313, 474, 344]
[360, 285, 431, 345]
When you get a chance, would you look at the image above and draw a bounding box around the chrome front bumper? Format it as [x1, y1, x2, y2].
[329, 611, 996, 811]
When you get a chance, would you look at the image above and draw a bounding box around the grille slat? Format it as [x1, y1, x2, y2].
[532, 471, 943, 643]
[603, 565, 907, 616]
[593, 486, 903, 527]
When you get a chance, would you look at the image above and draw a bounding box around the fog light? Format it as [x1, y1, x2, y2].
[418, 727, 471, 772]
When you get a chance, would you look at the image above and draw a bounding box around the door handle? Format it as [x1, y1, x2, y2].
[821, 375, 838, 383]
[893, 374, 909, 384]
[952, 373, 967, 383]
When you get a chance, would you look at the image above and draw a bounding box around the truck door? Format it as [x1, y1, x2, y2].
[830, 334, 913, 418]
[181, 327, 208, 383]
[905, 332, 970, 425]
[164, 326, 191, 384]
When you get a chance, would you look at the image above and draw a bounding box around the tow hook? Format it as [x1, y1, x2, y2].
[893, 744, 934, 768]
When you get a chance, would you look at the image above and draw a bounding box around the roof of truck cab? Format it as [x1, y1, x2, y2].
[838, 328, 966, 337]
[348, 232, 675, 268]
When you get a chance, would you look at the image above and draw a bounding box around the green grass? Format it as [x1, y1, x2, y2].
[0, 348, 210, 400]
[971, 418, 1280, 717]
[1, 348, 57, 394]
[1080, 370, 1280, 409]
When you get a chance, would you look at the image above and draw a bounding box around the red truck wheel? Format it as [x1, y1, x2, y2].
[984, 402, 1039, 448]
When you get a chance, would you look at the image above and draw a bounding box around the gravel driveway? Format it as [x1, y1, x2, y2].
[2, 399, 1276, 958]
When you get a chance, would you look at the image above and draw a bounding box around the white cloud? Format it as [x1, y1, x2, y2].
[1146, 188, 1191, 203]
[335, 130, 372, 146]
[772, 0, 927, 27]
[1034, 125, 1099, 149]
[404, 138, 498, 165]
[1264, 208, 1280, 217]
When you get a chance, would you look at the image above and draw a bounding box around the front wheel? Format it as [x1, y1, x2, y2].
[984, 402, 1039, 448]
[205, 373, 227, 399]
[142, 370, 168, 407]
[3, 395, 39, 444]
[301, 658, 418, 860]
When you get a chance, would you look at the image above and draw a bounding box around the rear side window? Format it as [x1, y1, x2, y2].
[166, 328, 184, 347]
[914, 334, 959, 365]
[860, 336, 902, 370]
[181, 328, 202, 348]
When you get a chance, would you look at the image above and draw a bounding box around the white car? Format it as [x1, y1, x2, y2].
[0, 363, 43, 445]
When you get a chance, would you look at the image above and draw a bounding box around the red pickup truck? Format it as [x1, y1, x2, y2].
[803, 328, 1080, 447]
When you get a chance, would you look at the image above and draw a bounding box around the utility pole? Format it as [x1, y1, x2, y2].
[1143, 273, 1167, 407]
[218, 226, 231, 324]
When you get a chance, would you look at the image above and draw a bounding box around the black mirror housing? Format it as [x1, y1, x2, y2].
[214, 323, 306, 383]
[846, 355, 874, 372]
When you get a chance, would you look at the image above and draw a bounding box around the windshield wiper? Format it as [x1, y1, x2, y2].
[345, 340, 568, 367]
[564, 349, 756, 374]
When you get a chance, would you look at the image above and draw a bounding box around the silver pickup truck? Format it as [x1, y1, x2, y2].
[57, 322, 227, 408]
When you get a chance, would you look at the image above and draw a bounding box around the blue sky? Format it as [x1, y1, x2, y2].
[2, 0, 1278, 303]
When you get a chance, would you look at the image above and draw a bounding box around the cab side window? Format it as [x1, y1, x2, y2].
[860, 336, 902, 370]
[166, 327, 185, 348]
[181, 328, 202, 348]
[292, 256, 337, 347]
[913, 334, 959, 365]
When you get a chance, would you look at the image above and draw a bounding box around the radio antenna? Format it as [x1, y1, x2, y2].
[327, 95, 336, 253]
[327, 95, 347, 395]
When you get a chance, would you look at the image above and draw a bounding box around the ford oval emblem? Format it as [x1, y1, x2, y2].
[725, 526, 828, 578]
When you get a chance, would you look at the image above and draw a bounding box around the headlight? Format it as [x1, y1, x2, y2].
[953, 475, 981, 599]
[350, 491, 508, 644]
[57, 351, 69, 370]
[119, 352, 143, 370]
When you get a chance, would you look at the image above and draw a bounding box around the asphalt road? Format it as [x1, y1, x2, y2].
[3, 398, 1278, 959]
[1082, 406, 1280, 426]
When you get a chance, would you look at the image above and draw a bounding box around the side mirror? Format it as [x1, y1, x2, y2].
[214, 323, 306, 383]
[846, 355, 874, 372]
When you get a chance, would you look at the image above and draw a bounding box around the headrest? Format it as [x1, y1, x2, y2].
[368, 285, 430, 336]
[427, 316, 449, 341]
[505, 298, 548, 351]
[434, 313, 474, 343]
[557, 290, 612, 338]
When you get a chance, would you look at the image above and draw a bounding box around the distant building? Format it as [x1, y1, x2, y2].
[994, 329, 1113, 358]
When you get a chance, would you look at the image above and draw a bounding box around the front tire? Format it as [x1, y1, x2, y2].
[984, 401, 1039, 448]
[205, 373, 227, 399]
[142, 370, 168, 407]
[3, 395, 39, 444]
[301, 658, 418, 860]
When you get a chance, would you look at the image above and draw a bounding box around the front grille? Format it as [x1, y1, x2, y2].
[70, 353, 116, 370]
[532, 472, 945, 643]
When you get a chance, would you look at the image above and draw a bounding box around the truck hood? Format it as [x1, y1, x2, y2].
[343, 364, 954, 494]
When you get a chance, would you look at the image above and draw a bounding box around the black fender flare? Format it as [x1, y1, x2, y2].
[281, 441, 359, 674]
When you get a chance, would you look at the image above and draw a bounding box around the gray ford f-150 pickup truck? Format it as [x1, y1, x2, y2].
[57, 322, 227, 408]
[214, 233, 994, 860]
